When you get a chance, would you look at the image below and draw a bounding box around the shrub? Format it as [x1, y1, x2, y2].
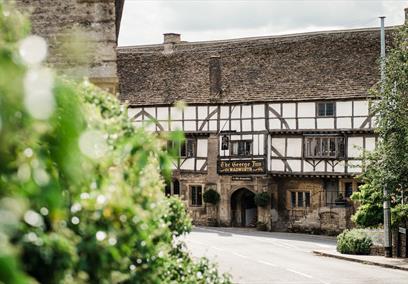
[336, 229, 373, 255]
[203, 189, 220, 205]
[164, 196, 192, 237]
[0, 3, 230, 283]
[254, 192, 271, 208]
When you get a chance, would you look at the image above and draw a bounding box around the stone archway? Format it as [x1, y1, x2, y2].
[230, 188, 257, 227]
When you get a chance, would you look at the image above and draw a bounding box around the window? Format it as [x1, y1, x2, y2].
[325, 180, 339, 206]
[165, 179, 180, 196]
[344, 182, 353, 198]
[304, 136, 345, 159]
[180, 138, 195, 158]
[317, 102, 335, 117]
[290, 191, 311, 208]
[230, 140, 252, 156]
[191, 185, 203, 206]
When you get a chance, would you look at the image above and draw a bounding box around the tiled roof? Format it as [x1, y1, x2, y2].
[118, 27, 396, 106]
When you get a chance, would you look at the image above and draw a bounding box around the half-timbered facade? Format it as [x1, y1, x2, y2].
[118, 26, 395, 233]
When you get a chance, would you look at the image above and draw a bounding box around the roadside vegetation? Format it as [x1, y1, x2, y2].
[0, 3, 231, 283]
[336, 23, 408, 254]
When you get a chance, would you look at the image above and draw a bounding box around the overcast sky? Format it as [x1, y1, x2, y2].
[118, 0, 407, 46]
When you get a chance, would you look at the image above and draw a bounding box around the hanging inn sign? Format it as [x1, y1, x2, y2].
[217, 159, 267, 175]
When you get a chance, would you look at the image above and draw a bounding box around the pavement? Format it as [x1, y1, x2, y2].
[183, 227, 408, 284]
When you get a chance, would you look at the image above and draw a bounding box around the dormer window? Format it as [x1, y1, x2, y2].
[317, 102, 335, 117]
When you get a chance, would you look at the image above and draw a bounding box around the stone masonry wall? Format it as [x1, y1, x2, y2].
[15, 0, 122, 93]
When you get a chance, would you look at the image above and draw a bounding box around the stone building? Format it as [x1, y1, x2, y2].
[117, 23, 400, 234]
[15, 0, 124, 94]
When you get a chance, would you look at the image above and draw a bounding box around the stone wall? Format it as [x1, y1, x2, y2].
[15, 0, 123, 93]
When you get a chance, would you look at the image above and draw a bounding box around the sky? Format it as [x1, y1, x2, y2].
[118, 0, 407, 46]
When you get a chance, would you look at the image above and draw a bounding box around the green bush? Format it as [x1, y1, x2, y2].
[336, 229, 373, 255]
[164, 196, 192, 237]
[203, 189, 220, 205]
[0, 3, 230, 284]
[254, 192, 271, 208]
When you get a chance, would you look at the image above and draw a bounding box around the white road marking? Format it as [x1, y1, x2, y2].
[286, 268, 313, 279]
[232, 252, 250, 259]
[257, 260, 277, 267]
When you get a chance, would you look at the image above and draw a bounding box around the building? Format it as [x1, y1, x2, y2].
[117, 24, 398, 233]
[15, 0, 125, 94]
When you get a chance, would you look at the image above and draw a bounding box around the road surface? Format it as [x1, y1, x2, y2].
[183, 227, 408, 284]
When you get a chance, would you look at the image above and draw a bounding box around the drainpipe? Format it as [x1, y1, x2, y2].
[380, 16, 392, 258]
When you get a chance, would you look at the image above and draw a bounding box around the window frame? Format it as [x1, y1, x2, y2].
[290, 191, 311, 209]
[316, 102, 336, 117]
[180, 138, 196, 158]
[304, 136, 345, 159]
[230, 140, 253, 156]
[190, 185, 203, 207]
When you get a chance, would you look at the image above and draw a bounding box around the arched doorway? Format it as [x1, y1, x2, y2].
[230, 188, 257, 227]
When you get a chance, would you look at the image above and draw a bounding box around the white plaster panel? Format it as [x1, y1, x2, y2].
[242, 135, 252, 140]
[231, 120, 240, 131]
[242, 105, 251, 118]
[271, 159, 285, 171]
[231, 106, 240, 119]
[365, 137, 376, 152]
[285, 119, 296, 129]
[180, 158, 195, 170]
[253, 119, 266, 131]
[144, 107, 155, 118]
[337, 101, 352, 117]
[303, 162, 314, 172]
[286, 138, 302, 157]
[171, 162, 178, 170]
[348, 160, 362, 173]
[253, 135, 259, 156]
[231, 135, 241, 140]
[197, 139, 208, 157]
[133, 121, 142, 128]
[298, 118, 315, 129]
[353, 117, 366, 129]
[184, 107, 196, 119]
[128, 108, 140, 119]
[184, 121, 196, 131]
[297, 102, 315, 118]
[348, 137, 364, 158]
[353, 100, 369, 116]
[197, 106, 208, 119]
[159, 121, 169, 131]
[267, 135, 271, 171]
[337, 117, 352, 129]
[171, 121, 183, 130]
[258, 135, 265, 155]
[156, 107, 169, 120]
[253, 104, 265, 118]
[282, 103, 296, 118]
[196, 159, 205, 171]
[269, 119, 281, 130]
[271, 138, 285, 157]
[315, 162, 325, 172]
[334, 161, 345, 173]
[146, 122, 156, 132]
[209, 120, 218, 131]
[209, 106, 217, 115]
[220, 106, 230, 119]
[170, 107, 183, 120]
[242, 119, 252, 131]
[198, 120, 207, 131]
[287, 160, 301, 172]
[317, 118, 334, 129]
[220, 120, 229, 131]
[269, 103, 281, 116]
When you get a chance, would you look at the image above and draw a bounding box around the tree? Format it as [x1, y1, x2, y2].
[351, 24, 408, 228]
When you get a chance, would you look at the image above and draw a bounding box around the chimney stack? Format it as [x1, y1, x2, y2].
[163, 33, 181, 44]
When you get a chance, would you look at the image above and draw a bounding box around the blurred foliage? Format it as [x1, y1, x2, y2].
[0, 2, 231, 283]
[352, 24, 408, 228]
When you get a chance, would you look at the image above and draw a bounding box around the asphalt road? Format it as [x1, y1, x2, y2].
[183, 227, 408, 284]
